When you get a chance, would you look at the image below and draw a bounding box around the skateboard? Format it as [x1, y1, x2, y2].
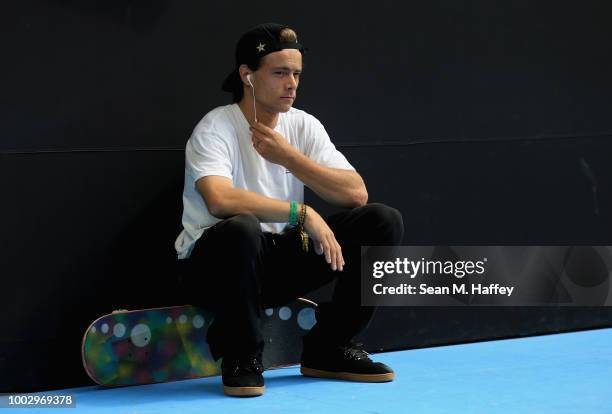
[82, 298, 317, 387]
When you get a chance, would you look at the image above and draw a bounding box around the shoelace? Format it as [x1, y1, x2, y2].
[341, 343, 371, 361]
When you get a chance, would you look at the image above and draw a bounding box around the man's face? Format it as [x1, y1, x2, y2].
[250, 49, 302, 114]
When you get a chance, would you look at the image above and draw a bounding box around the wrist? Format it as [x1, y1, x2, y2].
[282, 146, 302, 170]
[303, 205, 315, 227]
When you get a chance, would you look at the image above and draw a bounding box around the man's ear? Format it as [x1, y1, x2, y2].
[238, 64, 251, 86]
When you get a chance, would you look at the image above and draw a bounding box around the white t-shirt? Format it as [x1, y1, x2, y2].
[174, 103, 355, 259]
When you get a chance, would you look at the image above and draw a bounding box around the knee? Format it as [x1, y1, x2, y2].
[363, 203, 403, 225]
[221, 213, 263, 246]
[359, 203, 404, 244]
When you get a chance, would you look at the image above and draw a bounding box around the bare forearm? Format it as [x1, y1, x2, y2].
[285, 150, 367, 208]
[209, 187, 293, 222]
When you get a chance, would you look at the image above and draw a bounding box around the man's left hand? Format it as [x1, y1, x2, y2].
[250, 122, 296, 165]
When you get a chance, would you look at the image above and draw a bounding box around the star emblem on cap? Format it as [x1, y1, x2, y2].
[256, 42, 266, 53]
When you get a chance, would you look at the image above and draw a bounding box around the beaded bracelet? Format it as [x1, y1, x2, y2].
[298, 203, 309, 252]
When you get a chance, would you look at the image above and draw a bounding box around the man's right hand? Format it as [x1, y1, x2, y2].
[302, 207, 344, 272]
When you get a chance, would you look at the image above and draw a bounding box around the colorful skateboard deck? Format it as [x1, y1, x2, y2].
[82, 298, 317, 387]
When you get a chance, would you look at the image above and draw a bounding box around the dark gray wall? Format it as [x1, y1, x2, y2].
[2, 0, 612, 392]
[3, 0, 612, 153]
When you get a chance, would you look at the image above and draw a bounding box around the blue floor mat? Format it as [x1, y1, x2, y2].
[15, 327, 612, 414]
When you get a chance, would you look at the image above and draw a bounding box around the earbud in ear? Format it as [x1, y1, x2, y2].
[245, 73, 257, 122]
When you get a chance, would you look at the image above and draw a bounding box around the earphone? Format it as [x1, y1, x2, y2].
[246, 74, 257, 123]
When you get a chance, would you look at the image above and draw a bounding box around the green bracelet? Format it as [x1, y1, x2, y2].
[289, 201, 298, 227]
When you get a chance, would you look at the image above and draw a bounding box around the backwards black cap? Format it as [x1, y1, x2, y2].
[221, 23, 307, 92]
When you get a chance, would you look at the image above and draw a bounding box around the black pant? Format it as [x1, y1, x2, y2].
[178, 202, 403, 361]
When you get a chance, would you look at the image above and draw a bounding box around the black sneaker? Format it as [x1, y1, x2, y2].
[221, 354, 265, 397]
[300, 341, 395, 382]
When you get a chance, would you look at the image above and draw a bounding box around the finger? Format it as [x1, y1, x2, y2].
[251, 132, 265, 145]
[250, 129, 264, 140]
[250, 122, 270, 135]
[335, 241, 344, 271]
[327, 236, 339, 272]
[331, 238, 341, 271]
[315, 241, 324, 255]
[251, 121, 271, 133]
[327, 235, 338, 271]
[322, 239, 331, 265]
[327, 243, 336, 270]
[252, 134, 269, 148]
